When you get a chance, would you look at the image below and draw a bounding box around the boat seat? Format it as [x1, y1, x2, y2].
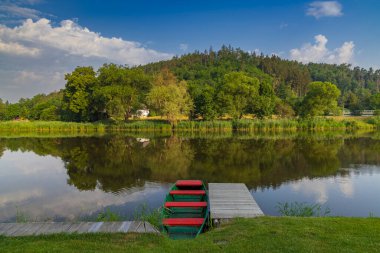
[165, 201, 207, 208]
[176, 180, 203, 187]
[169, 190, 206, 195]
[162, 218, 204, 226]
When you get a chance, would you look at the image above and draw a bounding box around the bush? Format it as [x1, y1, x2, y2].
[275, 100, 295, 118]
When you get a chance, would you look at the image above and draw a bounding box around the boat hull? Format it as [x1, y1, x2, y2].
[161, 180, 209, 239]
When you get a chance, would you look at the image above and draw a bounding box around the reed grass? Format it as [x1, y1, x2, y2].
[0, 117, 377, 134]
[0, 121, 105, 133]
[133, 204, 162, 229]
[276, 202, 331, 217]
[366, 116, 380, 128]
[106, 120, 172, 132]
[175, 120, 233, 132]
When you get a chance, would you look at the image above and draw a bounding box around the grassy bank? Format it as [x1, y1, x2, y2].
[0, 117, 378, 134]
[1, 217, 379, 252]
[0, 121, 106, 133]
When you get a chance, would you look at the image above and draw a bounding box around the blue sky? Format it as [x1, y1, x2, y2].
[0, 0, 379, 101]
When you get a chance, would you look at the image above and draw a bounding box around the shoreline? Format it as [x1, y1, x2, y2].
[1, 217, 379, 252]
[0, 117, 379, 134]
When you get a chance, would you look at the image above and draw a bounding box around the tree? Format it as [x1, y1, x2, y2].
[343, 91, 360, 111]
[93, 85, 138, 120]
[299, 82, 341, 117]
[40, 106, 59, 121]
[250, 79, 276, 118]
[369, 93, 380, 109]
[217, 72, 260, 119]
[275, 99, 295, 118]
[191, 85, 218, 120]
[97, 64, 151, 93]
[0, 99, 5, 120]
[95, 64, 151, 120]
[3, 103, 22, 120]
[147, 70, 193, 125]
[62, 67, 97, 121]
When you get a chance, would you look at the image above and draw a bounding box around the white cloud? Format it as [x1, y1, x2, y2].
[0, 4, 40, 19]
[336, 41, 355, 63]
[289, 34, 354, 64]
[179, 43, 188, 52]
[307, 1, 343, 19]
[0, 39, 40, 56]
[0, 18, 172, 65]
[23, 0, 43, 5]
[0, 18, 173, 102]
[14, 70, 43, 83]
[253, 48, 261, 55]
[0, 0, 44, 24]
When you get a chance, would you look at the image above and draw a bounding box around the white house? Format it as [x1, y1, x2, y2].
[136, 109, 150, 118]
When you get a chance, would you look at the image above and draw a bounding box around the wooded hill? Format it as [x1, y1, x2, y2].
[142, 46, 379, 109]
[0, 46, 379, 122]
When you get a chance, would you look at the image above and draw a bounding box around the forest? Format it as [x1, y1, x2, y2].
[1, 46, 380, 124]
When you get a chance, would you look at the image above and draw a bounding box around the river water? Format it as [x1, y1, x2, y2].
[0, 132, 379, 221]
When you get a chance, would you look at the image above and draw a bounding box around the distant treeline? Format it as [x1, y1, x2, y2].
[0, 46, 379, 123]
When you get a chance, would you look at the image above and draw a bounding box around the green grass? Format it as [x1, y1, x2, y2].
[133, 204, 162, 229]
[0, 217, 379, 252]
[176, 120, 233, 132]
[0, 117, 378, 134]
[366, 116, 380, 128]
[0, 121, 106, 133]
[106, 120, 172, 132]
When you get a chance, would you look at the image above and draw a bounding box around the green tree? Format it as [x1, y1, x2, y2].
[343, 91, 360, 111]
[275, 99, 295, 118]
[250, 79, 276, 118]
[217, 72, 260, 119]
[93, 85, 138, 120]
[147, 70, 193, 125]
[40, 106, 59, 121]
[0, 99, 5, 120]
[355, 88, 371, 110]
[4, 103, 21, 120]
[62, 67, 97, 121]
[299, 82, 341, 117]
[191, 85, 218, 120]
[369, 93, 380, 109]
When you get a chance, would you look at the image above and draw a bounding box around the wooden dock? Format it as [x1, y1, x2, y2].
[0, 221, 159, 237]
[208, 183, 264, 220]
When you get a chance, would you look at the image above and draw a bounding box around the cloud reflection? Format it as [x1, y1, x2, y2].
[0, 150, 166, 221]
[290, 176, 355, 204]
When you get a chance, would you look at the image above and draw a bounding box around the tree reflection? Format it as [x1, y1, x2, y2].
[1, 133, 380, 192]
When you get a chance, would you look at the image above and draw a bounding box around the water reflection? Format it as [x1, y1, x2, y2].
[254, 165, 380, 216]
[0, 150, 168, 221]
[0, 133, 379, 220]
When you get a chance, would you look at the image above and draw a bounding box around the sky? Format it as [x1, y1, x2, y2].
[1, 0, 380, 102]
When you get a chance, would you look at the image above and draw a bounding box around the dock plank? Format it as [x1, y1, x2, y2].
[12, 223, 35, 236]
[5, 223, 25, 236]
[209, 183, 264, 219]
[0, 221, 158, 237]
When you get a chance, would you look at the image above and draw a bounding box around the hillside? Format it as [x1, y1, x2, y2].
[1, 46, 379, 122]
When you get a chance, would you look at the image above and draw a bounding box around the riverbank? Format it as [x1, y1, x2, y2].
[0, 117, 379, 133]
[1, 217, 379, 252]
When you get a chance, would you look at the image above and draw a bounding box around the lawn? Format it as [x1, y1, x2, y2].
[1, 217, 379, 253]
